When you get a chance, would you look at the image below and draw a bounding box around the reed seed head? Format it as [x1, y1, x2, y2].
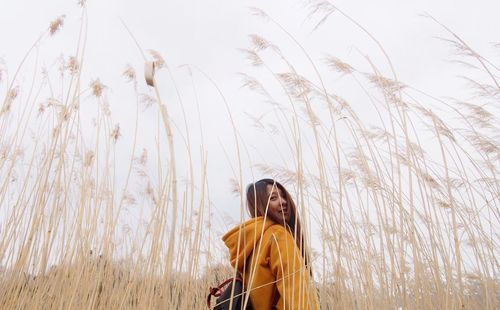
[249, 34, 271, 51]
[111, 124, 121, 142]
[49, 15, 65, 35]
[1, 86, 19, 114]
[325, 56, 354, 74]
[123, 64, 136, 83]
[66, 56, 79, 75]
[90, 79, 105, 98]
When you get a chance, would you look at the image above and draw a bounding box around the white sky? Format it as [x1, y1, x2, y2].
[1, 0, 499, 242]
[2, 0, 498, 92]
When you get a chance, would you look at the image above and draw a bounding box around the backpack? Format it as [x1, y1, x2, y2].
[207, 273, 253, 310]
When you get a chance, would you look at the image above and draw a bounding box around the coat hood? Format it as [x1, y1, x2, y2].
[222, 216, 274, 271]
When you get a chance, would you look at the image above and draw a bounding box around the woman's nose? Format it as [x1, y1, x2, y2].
[280, 197, 287, 205]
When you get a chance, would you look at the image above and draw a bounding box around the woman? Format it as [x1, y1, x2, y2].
[222, 179, 318, 309]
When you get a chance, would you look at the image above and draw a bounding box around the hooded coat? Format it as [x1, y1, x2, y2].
[222, 216, 318, 310]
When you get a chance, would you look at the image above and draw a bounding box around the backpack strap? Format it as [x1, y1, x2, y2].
[207, 274, 244, 308]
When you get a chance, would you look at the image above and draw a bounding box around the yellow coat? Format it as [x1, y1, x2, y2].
[222, 216, 318, 310]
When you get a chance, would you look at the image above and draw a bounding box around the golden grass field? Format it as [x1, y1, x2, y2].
[0, 2, 498, 309]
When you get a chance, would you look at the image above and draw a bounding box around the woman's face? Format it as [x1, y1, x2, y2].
[266, 184, 290, 223]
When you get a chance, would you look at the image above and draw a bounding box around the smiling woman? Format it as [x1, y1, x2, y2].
[266, 183, 291, 223]
[222, 179, 318, 309]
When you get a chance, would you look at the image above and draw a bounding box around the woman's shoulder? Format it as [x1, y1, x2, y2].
[266, 222, 288, 233]
[264, 222, 295, 243]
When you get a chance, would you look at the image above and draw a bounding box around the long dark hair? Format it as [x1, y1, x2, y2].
[246, 178, 310, 266]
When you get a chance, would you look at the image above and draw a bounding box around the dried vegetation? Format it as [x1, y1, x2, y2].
[0, 2, 498, 309]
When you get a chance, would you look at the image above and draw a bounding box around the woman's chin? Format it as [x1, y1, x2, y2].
[282, 214, 290, 223]
[270, 214, 287, 224]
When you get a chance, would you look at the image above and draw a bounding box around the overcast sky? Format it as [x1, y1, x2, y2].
[3, 1, 498, 74]
[1, 0, 499, 230]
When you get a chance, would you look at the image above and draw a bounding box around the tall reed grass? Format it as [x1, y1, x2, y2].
[0, 2, 498, 309]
